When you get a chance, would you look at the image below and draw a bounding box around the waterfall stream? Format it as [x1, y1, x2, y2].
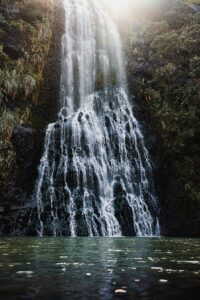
[32, 0, 160, 237]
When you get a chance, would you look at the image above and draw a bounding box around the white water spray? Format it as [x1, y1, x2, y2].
[33, 0, 160, 237]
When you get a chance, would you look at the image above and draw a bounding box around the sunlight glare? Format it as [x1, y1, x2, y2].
[107, 0, 131, 15]
[103, 0, 157, 18]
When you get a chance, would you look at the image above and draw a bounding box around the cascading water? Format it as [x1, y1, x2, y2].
[32, 0, 160, 237]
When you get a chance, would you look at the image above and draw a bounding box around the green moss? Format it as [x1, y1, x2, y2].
[125, 0, 200, 231]
[0, 109, 20, 190]
[0, 0, 53, 105]
[0, 0, 54, 193]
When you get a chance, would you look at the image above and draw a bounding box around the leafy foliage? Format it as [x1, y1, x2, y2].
[0, 0, 54, 193]
[126, 0, 200, 233]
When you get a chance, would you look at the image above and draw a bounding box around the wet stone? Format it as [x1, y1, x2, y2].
[132, 121, 137, 128]
[67, 147, 73, 159]
[105, 116, 111, 128]
[60, 107, 68, 118]
[78, 112, 84, 123]
[113, 113, 117, 122]
[126, 122, 131, 133]
[85, 114, 90, 121]
[114, 196, 136, 236]
[114, 175, 121, 182]
[109, 101, 114, 109]
[66, 168, 78, 190]
[54, 123, 61, 129]
[124, 114, 128, 122]
[84, 144, 90, 156]
[76, 147, 83, 156]
[113, 181, 126, 198]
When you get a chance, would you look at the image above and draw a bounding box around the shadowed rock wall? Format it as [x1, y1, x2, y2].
[0, 0, 65, 235]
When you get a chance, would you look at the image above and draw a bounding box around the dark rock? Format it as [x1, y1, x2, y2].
[66, 167, 78, 190]
[12, 125, 44, 175]
[113, 180, 126, 198]
[84, 144, 90, 156]
[78, 112, 84, 123]
[113, 113, 117, 122]
[67, 147, 73, 159]
[54, 122, 61, 129]
[0, 0, 65, 237]
[125, 122, 131, 133]
[0, 207, 32, 236]
[114, 196, 136, 236]
[125, 108, 130, 115]
[3, 43, 23, 60]
[85, 114, 90, 121]
[105, 116, 111, 128]
[1, 20, 28, 59]
[124, 114, 128, 122]
[30, 0, 65, 128]
[109, 101, 114, 109]
[0, 125, 44, 236]
[191, 4, 200, 12]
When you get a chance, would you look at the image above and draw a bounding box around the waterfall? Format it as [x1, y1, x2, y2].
[32, 0, 160, 237]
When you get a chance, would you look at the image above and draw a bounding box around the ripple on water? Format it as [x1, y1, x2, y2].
[159, 279, 168, 283]
[151, 267, 163, 271]
[177, 261, 200, 264]
[1, 238, 200, 300]
[16, 271, 34, 275]
[115, 289, 127, 294]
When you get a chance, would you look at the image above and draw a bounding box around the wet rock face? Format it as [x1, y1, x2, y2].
[191, 4, 200, 12]
[30, 0, 65, 128]
[1, 125, 44, 205]
[0, 125, 44, 235]
[0, 0, 65, 236]
[113, 180, 136, 236]
[3, 42, 24, 60]
[0, 3, 29, 60]
[12, 125, 45, 194]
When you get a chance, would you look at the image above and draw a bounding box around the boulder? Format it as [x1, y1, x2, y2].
[3, 43, 23, 60]
[191, 4, 200, 12]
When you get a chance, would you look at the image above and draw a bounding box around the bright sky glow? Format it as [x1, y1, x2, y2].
[109, 0, 131, 14]
[103, 0, 157, 17]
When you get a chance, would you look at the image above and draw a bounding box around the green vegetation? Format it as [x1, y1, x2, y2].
[0, 0, 54, 193]
[126, 0, 200, 233]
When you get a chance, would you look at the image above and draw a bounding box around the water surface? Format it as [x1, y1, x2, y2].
[0, 238, 200, 299]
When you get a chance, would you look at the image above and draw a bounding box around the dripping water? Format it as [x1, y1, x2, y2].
[32, 0, 160, 237]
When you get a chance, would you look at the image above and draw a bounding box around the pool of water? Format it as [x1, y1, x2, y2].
[0, 238, 200, 299]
